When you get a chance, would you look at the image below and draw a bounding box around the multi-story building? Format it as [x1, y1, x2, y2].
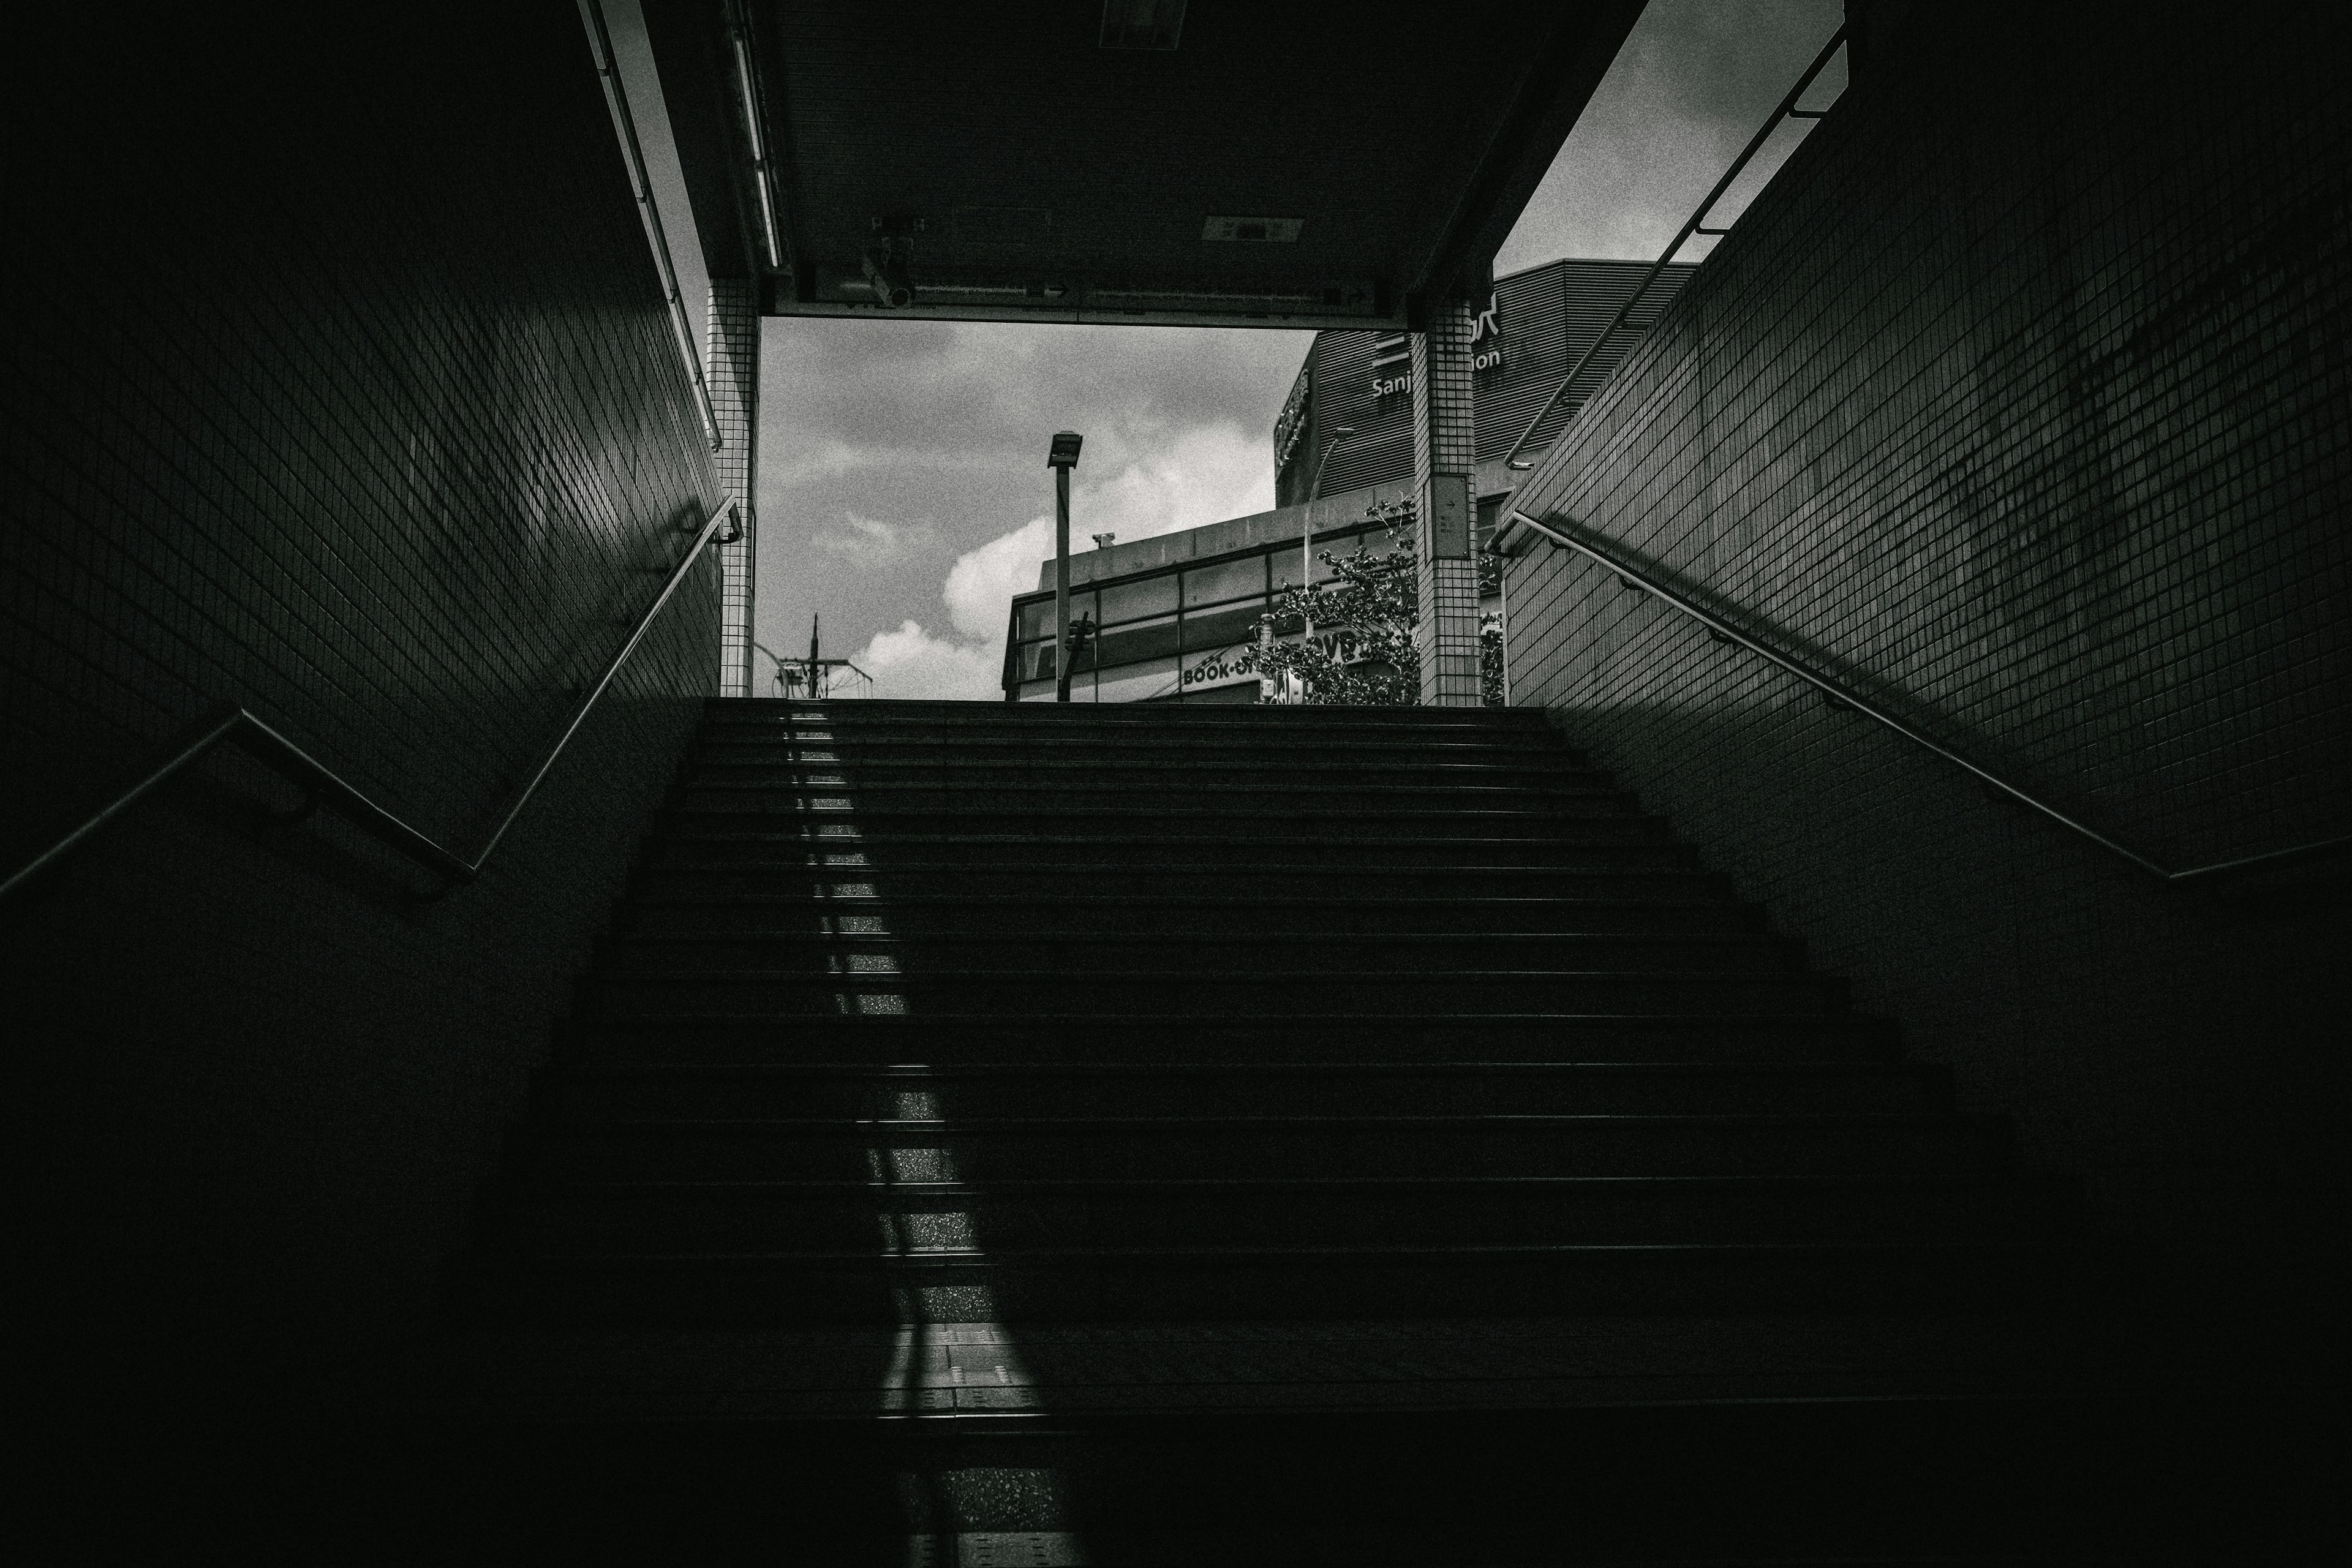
[1003, 256, 1695, 702]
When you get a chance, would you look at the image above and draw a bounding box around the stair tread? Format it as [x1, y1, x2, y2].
[440, 699, 2089, 1436]
[596, 967, 1833, 982]
[592, 1020, 1891, 1030]
[687, 761, 1618, 771]
[628, 890, 1739, 904]
[566, 1110, 1991, 1130]
[610, 932, 1785, 946]
[497, 1238, 2053, 1263]
[561, 1060, 1915, 1077]
[527, 1170, 2036, 1192]
[679, 772, 1615, 786]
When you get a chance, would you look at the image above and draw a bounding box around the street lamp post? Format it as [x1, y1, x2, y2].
[1047, 431, 1084, 701]
[1297, 426, 1355, 702]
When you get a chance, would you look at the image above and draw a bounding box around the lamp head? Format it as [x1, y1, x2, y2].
[1047, 431, 1084, 469]
[861, 244, 914, 308]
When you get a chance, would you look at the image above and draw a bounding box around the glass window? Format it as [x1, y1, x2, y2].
[1098, 573, 1178, 625]
[1094, 612, 1180, 667]
[1016, 595, 1087, 644]
[1182, 599, 1264, 652]
[1182, 555, 1265, 608]
[1016, 594, 1091, 641]
[1095, 655, 1182, 704]
[1016, 640, 1058, 681]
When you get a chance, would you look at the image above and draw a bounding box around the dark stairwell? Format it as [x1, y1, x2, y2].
[395, 696, 2176, 1562]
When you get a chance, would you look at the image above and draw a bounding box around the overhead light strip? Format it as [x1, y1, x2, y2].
[729, 30, 785, 271]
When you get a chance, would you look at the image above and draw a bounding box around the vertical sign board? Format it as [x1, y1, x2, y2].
[1427, 472, 1471, 559]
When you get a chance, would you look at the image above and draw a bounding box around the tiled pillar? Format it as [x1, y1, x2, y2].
[707, 280, 760, 698]
[1412, 293, 1482, 706]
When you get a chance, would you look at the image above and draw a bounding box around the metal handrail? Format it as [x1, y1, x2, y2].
[1, 501, 739, 903]
[1498, 25, 1850, 473]
[1494, 507, 2351, 884]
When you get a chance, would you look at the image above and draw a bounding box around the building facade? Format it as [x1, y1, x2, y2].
[1003, 484, 1412, 703]
[1005, 256, 1695, 703]
[1273, 257, 1696, 508]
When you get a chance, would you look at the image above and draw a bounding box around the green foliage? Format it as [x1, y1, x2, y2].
[1231, 499, 1421, 706]
[1480, 612, 1506, 708]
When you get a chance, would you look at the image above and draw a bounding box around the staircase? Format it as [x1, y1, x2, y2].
[418, 699, 2145, 1561]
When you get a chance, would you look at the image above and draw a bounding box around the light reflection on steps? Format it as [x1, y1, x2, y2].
[782, 707, 1083, 1555]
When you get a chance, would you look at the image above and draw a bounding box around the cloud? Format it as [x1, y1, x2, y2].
[944, 516, 1055, 642]
[812, 510, 932, 568]
[764, 435, 878, 487]
[850, 618, 1003, 701]
[1069, 423, 1274, 548]
[938, 421, 1272, 646]
[754, 318, 1311, 669]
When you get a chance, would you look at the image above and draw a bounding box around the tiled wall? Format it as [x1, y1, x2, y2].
[1414, 297, 1485, 706]
[709, 279, 762, 698]
[1506, 2, 2349, 1355]
[2, 4, 725, 1412]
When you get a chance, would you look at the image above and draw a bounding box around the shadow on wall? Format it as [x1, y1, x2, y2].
[11, 579, 718, 1426]
[1528, 654, 2348, 1379]
[4, 0, 729, 1432]
[1497, 0, 2351, 1378]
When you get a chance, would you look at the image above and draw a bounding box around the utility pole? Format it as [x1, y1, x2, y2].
[1298, 427, 1355, 703]
[1047, 431, 1084, 701]
[752, 614, 869, 699]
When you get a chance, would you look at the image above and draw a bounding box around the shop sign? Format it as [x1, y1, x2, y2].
[1179, 630, 1365, 690]
[1371, 292, 1501, 395]
[1471, 290, 1502, 372]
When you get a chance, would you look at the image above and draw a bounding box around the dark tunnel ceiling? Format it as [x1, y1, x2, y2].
[643, 0, 1645, 328]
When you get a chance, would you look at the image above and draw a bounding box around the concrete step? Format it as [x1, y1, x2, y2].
[650, 806, 1673, 843]
[668, 781, 1645, 816]
[686, 748, 1604, 781]
[698, 724, 1567, 756]
[642, 835, 1701, 870]
[630, 861, 1733, 900]
[598, 931, 1808, 976]
[621, 892, 1770, 937]
[455, 1237, 2062, 1325]
[707, 698, 1555, 731]
[541, 1060, 1947, 1120]
[695, 734, 1585, 768]
[516, 1112, 2012, 1182]
[409, 1310, 2109, 1419]
[560, 1012, 1905, 1065]
[491, 1172, 2067, 1252]
[581, 967, 1849, 1019]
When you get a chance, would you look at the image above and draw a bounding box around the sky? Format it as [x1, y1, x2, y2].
[735, 0, 1846, 700]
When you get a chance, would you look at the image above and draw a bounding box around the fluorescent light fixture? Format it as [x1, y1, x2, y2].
[1100, 0, 1186, 49]
[1201, 216, 1303, 243]
[729, 34, 784, 270]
